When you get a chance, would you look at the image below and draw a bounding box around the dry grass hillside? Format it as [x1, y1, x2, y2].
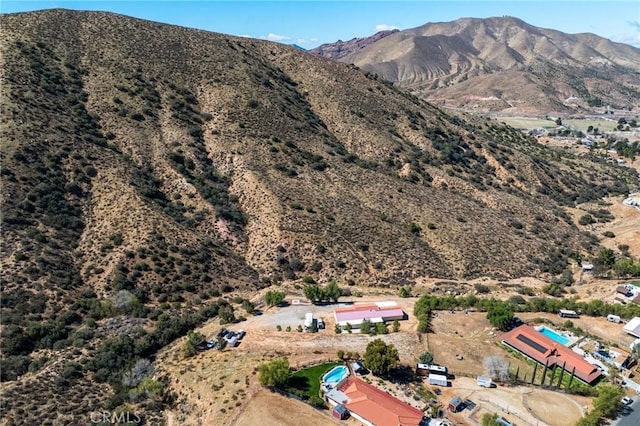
[0, 9, 638, 424]
[312, 16, 640, 114]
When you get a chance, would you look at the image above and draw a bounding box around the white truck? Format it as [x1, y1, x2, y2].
[476, 376, 493, 388]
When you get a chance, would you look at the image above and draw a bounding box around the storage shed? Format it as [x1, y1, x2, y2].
[332, 404, 349, 420]
[448, 396, 464, 412]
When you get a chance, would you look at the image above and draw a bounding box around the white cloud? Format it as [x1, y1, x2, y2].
[375, 24, 399, 32]
[611, 21, 640, 47]
[263, 33, 291, 42]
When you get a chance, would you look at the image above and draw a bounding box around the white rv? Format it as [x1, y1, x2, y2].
[428, 374, 448, 387]
[477, 376, 493, 388]
[607, 314, 621, 323]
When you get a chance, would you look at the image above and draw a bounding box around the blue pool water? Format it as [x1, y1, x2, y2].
[538, 326, 569, 345]
[322, 366, 349, 385]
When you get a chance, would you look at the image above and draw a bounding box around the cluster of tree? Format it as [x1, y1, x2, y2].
[359, 320, 388, 335]
[616, 118, 638, 132]
[363, 338, 399, 376]
[576, 385, 625, 426]
[580, 248, 640, 279]
[264, 290, 286, 307]
[85, 298, 234, 408]
[486, 302, 514, 331]
[336, 319, 400, 334]
[413, 294, 640, 331]
[257, 358, 290, 389]
[303, 280, 341, 303]
[182, 330, 206, 358]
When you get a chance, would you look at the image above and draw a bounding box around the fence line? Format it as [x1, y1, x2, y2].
[476, 398, 548, 426]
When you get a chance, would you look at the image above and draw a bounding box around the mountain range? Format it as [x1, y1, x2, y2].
[0, 9, 638, 424]
[311, 16, 640, 113]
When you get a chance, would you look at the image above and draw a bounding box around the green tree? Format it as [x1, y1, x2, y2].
[598, 248, 616, 269]
[265, 290, 286, 307]
[182, 330, 206, 358]
[242, 299, 255, 314]
[359, 320, 372, 335]
[398, 287, 411, 298]
[309, 395, 326, 408]
[486, 302, 514, 331]
[363, 338, 399, 376]
[418, 351, 434, 365]
[593, 385, 624, 419]
[345, 323, 352, 334]
[375, 322, 388, 335]
[392, 320, 400, 332]
[482, 413, 501, 426]
[219, 304, 236, 324]
[324, 280, 341, 303]
[303, 285, 322, 303]
[335, 323, 342, 334]
[614, 258, 636, 277]
[258, 358, 290, 388]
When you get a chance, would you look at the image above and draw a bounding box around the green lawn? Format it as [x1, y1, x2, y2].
[287, 362, 341, 399]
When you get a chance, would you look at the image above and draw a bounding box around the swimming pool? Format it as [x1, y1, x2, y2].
[538, 326, 569, 345]
[322, 365, 349, 386]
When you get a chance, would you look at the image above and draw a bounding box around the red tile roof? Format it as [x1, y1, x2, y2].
[337, 376, 424, 426]
[502, 325, 601, 384]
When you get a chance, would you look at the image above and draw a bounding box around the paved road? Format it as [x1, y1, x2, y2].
[613, 397, 640, 426]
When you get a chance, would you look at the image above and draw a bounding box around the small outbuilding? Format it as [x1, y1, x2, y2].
[351, 361, 364, 374]
[332, 404, 349, 420]
[617, 286, 631, 297]
[448, 396, 464, 413]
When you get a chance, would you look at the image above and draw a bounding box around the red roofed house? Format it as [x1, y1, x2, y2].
[325, 376, 426, 426]
[334, 301, 405, 331]
[502, 325, 601, 385]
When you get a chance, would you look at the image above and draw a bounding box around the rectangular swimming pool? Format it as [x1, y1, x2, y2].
[538, 326, 569, 345]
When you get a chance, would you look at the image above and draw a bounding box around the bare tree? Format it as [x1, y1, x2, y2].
[111, 289, 136, 312]
[122, 358, 155, 388]
[483, 356, 509, 381]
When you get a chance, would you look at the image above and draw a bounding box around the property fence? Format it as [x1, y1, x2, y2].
[473, 398, 550, 426]
[292, 357, 337, 370]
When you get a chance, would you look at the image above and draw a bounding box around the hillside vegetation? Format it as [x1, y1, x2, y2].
[0, 9, 638, 424]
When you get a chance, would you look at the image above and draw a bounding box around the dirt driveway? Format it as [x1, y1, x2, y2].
[440, 377, 587, 426]
[158, 296, 596, 425]
[228, 388, 341, 426]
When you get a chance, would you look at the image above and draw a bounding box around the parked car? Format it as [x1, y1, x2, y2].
[622, 397, 633, 405]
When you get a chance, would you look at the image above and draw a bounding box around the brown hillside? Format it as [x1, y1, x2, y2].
[311, 16, 640, 113]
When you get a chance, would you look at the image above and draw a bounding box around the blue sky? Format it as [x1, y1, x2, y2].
[2, 1, 639, 48]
